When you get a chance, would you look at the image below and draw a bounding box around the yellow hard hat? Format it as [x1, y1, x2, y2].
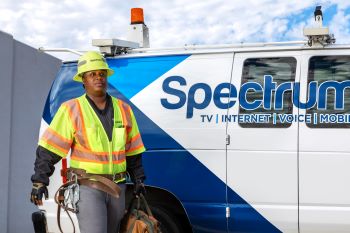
[73, 51, 114, 82]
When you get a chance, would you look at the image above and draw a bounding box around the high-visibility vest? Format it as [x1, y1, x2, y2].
[39, 94, 145, 179]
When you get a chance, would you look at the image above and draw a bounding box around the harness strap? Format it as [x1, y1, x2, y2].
[55, 184, 76, 233]
[57, 200, 75, 233]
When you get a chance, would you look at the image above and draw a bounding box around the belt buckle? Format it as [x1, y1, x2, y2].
[112, 173, 123, 182]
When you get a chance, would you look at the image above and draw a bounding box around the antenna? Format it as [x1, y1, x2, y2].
[314, 6, 323, 27]
[303, 6, 335, 47]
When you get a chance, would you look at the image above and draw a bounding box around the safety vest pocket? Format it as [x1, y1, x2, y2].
[113, 127, 126, 150]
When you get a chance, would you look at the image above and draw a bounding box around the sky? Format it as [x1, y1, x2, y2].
[1, 0, 350, 60]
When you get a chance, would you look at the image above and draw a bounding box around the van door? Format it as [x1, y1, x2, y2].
[226, 51, 300, 233]
[298, 50, 350, 233]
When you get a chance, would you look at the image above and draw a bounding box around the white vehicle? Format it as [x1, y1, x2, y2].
[36, 6, 350, 233]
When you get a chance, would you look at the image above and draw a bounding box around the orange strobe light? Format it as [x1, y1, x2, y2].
[131, 8, 144, 24]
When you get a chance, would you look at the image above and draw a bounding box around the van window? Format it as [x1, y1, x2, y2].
[306, 56, 350, 128]
[239, 57, 297, 128]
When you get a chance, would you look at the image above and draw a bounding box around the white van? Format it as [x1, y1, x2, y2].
[36, 7, 350, 233]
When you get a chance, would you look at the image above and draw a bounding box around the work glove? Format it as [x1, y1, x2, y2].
[133, 179, 146, 197]
[30, 182, 48, 206]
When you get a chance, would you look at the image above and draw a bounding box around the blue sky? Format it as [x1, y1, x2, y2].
[0, 0, 349, 60]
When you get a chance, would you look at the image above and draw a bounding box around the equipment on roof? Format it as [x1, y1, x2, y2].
[303, 6, 336, 47]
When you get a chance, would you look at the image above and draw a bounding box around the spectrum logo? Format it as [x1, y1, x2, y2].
[160, 75, 350, 119]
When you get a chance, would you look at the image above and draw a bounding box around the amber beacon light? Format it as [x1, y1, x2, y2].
[131, 8, 144, 24]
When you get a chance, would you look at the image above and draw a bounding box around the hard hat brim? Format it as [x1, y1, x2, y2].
[73, 68, 114, 82]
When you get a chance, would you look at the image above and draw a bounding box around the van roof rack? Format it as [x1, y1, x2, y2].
[38, 40, 308, 57]
[129, 41, 308, 53]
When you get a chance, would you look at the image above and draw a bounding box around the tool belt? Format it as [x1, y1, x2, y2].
[63, 168, 125, 199]
[66, 167, 126, 187]
[54, 168, 125, 233]
[64, 167, 126, 181]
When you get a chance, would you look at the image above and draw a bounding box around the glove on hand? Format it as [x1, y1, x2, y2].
[30, 183, 48, 206]
[133, 179, 146, 197]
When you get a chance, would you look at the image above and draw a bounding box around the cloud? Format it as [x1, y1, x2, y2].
[1, 0, 350, 60]
[328, 8, 350, 43]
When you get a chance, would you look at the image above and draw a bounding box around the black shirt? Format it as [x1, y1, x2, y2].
[85, 94, 113, 141]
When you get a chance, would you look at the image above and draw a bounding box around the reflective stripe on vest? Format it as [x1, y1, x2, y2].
[41, 127, 72, 154]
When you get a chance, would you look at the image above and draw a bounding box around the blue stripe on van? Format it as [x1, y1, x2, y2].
[107, 55, 190, 99]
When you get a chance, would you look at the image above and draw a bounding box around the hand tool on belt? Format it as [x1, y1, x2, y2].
[54, 168, 125, 233]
